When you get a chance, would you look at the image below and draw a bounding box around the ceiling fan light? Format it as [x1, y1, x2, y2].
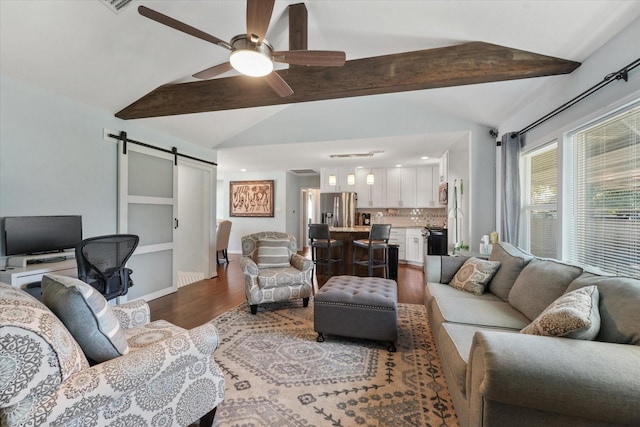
[366, 173, 375, 185]
[230, 49, 273, 77]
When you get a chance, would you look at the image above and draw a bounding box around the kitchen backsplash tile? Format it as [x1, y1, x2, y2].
[356, 208, 447, 228]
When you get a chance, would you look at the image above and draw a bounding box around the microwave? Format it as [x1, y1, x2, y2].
[438, 182, 448, 205]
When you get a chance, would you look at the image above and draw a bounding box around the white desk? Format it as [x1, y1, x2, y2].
[0, 259, 77, 288]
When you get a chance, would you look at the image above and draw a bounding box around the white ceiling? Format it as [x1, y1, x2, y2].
[2, 1, 640, 176]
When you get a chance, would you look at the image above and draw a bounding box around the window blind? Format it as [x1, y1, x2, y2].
[524, 145, 558, 258]
[566, 104, 639, 278]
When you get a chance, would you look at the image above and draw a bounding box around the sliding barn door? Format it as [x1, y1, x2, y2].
[118, 142, 177, 301]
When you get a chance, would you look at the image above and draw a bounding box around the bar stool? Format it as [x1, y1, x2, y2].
[352, 224, 392, 278]
[309, 223, 344, 276]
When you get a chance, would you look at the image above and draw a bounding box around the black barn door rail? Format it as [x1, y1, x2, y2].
[110, 131, 217, 166]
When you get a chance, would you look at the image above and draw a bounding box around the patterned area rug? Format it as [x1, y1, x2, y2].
[211, 299, 459, 427]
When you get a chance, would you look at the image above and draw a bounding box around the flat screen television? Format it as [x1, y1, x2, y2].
[3, 215, 83, 256]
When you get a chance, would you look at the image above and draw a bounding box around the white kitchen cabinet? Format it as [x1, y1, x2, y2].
[389, 227, 406, 261]
[416, 166, 437, 207]
[356, 168, 386, 207]
[385, 167, 417, 208]
[321, 168, 357, 192]
[439, 151, 449, 183]
[405, 228, 424, 265]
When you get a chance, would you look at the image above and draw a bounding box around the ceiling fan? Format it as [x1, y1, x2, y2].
[138, 1, 346, 97]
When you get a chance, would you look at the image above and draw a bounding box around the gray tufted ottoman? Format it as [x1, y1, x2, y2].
[314, 275, 398, 351]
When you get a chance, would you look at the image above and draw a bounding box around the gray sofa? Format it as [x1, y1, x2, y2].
[424, 242, 640, 427]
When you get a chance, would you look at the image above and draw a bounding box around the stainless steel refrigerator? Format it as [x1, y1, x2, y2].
[319, 192, 357, 228]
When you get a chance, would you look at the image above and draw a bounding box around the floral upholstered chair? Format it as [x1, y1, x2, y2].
[0, 276, 224, 427]
[240, 232, 313, 314]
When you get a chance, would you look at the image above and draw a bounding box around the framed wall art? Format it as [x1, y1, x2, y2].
[229, 180, 274, 217]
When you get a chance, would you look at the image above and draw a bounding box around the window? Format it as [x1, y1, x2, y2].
[565, 104, 639, 279]
[522, 143, 558, 258]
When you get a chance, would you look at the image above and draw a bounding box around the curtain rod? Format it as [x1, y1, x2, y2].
[512, 57, 640, 138]
[109, 131, 217, 166]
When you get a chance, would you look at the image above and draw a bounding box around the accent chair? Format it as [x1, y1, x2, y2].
[240, 231, 312, 314]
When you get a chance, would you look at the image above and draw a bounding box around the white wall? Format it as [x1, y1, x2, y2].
[218, 172, 321, 254]
[499, 16, 640, 150]
[221, 171, 289, 254]
[0, 75, 217, 262]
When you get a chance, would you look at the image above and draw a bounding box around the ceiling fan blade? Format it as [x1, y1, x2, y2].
[138, 6, 232, 50]
[246, 0, 275, 44]
[264, 72, 294, 97]
[193, 62, 234, 80]
[273, 50, 346, 67]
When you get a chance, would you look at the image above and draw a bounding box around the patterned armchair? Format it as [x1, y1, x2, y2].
[0, 281, 225, 426]
[240, 232, 313, 314]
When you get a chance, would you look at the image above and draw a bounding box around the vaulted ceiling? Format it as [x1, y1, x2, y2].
[2, 1, 639, 175]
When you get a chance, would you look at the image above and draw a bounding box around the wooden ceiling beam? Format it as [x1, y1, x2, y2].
[115, 42, 580, 120]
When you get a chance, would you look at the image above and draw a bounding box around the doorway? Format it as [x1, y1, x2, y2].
[300, 188, 320, 247]
[176, 159, 216, 287]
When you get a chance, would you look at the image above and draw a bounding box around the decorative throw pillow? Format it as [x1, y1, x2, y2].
[42, 274, 129, 363]
[449, 257, 501, 295]
[257, 238, 291, 268]
[520, 285, 600, 340]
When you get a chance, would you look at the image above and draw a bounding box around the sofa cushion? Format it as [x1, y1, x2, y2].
[441, 256, 469, 283]
[439, 323, 511, 395]
[521, 285, 600, 340]
[432, 296, 530, 330]
[449, 257, 501, 295]
[256, 238, 291, 268]
[488, 242, 534, 301]
[566, 273, 640, 345]
[508, 259, 583, 321]
[425, 282, 502, 305]
[42, 274, 130, 363]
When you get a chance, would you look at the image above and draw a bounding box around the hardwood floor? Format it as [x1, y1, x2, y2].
[149, 250, 426, 330]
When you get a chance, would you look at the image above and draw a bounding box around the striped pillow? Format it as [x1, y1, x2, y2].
[42, 274, 129, 363]
[257, 238, 291, 268]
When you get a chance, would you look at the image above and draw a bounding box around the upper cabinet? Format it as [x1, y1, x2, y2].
[416, 167, 436, 207]
[323, 165, 447, 209]
[439, 151, 449, 183]
[320, 168, 357, 192]
[386, 167, 417, 208]
[356, 168, 386, 208]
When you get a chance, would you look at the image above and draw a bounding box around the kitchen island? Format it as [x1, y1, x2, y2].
[320, 226, 387, 280]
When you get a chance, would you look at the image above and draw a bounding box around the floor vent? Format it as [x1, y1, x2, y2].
[98, 0, 135, 14]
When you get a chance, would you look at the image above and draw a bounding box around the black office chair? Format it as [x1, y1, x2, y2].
[353, 224, 392, 278]
[309, 223, 344, 276]
[75, 234, 139, 300]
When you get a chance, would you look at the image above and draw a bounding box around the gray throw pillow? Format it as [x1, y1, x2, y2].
[521, 285, 600, 340]
[42, 274, 129, 362]
[257, 238, 291, 268]
[449, 257, 501, 295]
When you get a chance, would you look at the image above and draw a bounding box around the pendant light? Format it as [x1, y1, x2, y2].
[347, 173, 356, 185]
[366, 170, 375, 185]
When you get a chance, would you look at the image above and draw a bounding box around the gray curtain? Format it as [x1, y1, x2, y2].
[500, 133, 521, 244]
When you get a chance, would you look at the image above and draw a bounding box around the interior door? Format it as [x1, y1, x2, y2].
[118, 142, 177, 301]
[176, 159, 216, 286]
